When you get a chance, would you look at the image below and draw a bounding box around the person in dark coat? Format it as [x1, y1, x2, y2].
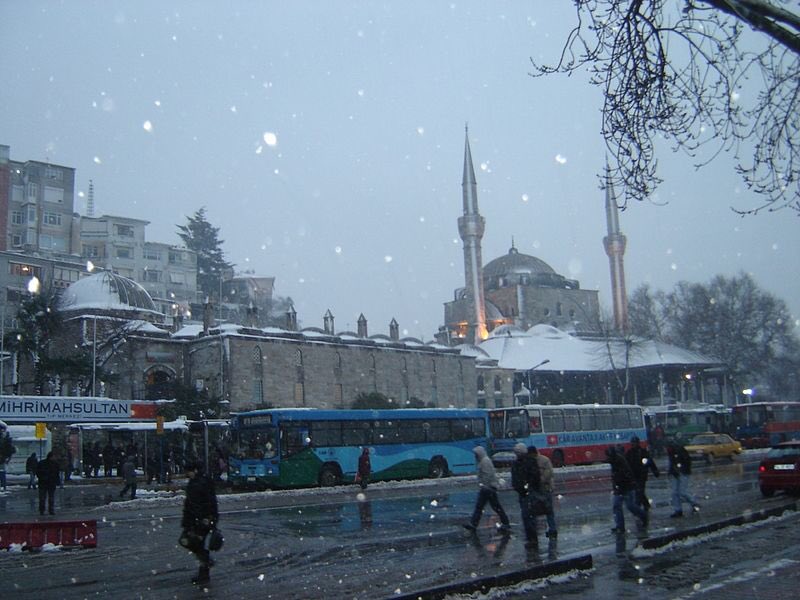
[181, 461, 219, 585]
[666, 442, 700, 517]
[510, 443, 541, 546]
[119, 455, 137, 499]
[26, 452, 38, 489]
[356, 447, 371, 489]
[625, 435, 659, 512]
[35, 451, 61, 515]
[102, 442, 114, 477]
[607, 445, 648, 533]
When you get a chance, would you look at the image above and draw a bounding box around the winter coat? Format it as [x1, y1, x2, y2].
[182, 474, 219, 534]
[511, 453, 541, 497]
[26, 454, 38, 474]
[473, 446, 500, 489]
[667, 445, 692, 477]
[625, 445, 659, 482]
[35, 456, 61, 490]
[357, 450, 371, 478]
[122, 458, 137, 484]
[609, 452, 636, 495]
[534, 452, 554, 493]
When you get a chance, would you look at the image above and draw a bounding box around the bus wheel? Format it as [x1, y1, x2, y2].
[318, 465, 341, 487]
[428, 457, 448, 478]
[551, 450, 565, 468]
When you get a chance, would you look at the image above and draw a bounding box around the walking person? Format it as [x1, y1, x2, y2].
[463, 446, 511, 533]
[667, 441, 700, 517]
[26, 452, 38, 489]
[35, 451, 61, 516]
[606, 445, 648, 533]
[356, 447, 371, 490]
[529, 445, 558, 539]
[180, 461, 219, 585]
[511, 443, 540, 547]
[119, 455, 137, 500]
[625, 435, 659, 512]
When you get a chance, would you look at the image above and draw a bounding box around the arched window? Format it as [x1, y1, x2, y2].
[494, 375, 502, 392]
[477, 375, 485, 392]
[295, 350, 303, 366]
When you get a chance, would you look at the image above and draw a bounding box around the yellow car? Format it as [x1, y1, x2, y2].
[684, 433, 743, 463]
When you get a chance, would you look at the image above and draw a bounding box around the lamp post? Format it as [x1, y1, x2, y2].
[524, 358, 551, 404]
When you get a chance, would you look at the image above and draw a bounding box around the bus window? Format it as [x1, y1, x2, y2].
[563, 409, 581, 432]
[542, 409, 564, 433]
[281, 423, 311, 457]
[311, 421, 343, 447]
[528, 410, 542, 433]
[595, 408, 613, 430]
[611, 408, 631, 428]
[453, 418, 486, 440]
[626, 408, 643, 427]
[423, 420, 451, 443]
[506, 410, 530, 438]
[373, 420, 401, 445]
[238, 429, 277, 459]
[582, 409, 598, 431]
[341, 421, 371, 446]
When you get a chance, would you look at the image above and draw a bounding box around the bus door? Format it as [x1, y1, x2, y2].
[278, 421, 322, 485]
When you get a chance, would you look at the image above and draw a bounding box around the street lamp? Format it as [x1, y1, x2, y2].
[522, 359, 551, 405]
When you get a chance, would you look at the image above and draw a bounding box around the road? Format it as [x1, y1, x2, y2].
[2, 451, 799, 599]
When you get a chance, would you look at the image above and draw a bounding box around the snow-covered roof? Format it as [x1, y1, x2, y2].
[59, 271, 159, 314]
[478, 324, 723, 373]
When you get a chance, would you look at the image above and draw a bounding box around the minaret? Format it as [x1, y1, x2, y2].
[603, 165, 629, 333]
[457, 126, 488, 344]
[87, 179, 95, 217]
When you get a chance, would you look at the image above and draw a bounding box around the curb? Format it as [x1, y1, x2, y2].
[639, 501, 798, 550]
[388, 553, 593, 600]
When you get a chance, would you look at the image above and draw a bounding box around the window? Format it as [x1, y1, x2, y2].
[341, 421, 371, 446]
[115, 246, 133, 259]
[143, 269, 161, 282]
[44, 186, 64, 203]
[477, 375, 485, 392]
[372, 420, 401, 445]
[143, 248, 161, 261]
[494, 375, 502, 392]
[311, 421, 342, 447]
[169, 272, 185, 284]
[556, 302, 563, 316]
[11, 185, 23, 202]
[45, 166, 63, 180]
[563, 409, 581, 431]
[27, 207, 36, 222]
[43, 212, 61, 226]
[40, 234, 63, 250]
[9, 262, 42, 278]
[542, 409, 564, 432]
[281, 423, 310, 457]
[26, 182, 38, 198]
[83, 245, 100, 258]
[11, 234, 23, 247]
[115, 224, 134, 237]
[11, 211, 23, 225]
[168, 251, 183, 264]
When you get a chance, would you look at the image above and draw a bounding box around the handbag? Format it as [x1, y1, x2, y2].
[204, 527, 224, 552]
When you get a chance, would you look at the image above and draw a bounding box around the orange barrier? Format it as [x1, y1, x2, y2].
[0, 520, 97, 550]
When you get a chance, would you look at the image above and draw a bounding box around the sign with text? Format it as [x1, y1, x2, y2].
[0, 396, 135, 423]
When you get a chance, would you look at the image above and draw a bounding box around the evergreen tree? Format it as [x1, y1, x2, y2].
[177, 207, 234, 301]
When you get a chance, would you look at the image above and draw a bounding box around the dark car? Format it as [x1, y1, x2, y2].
[758, 441, 800, 497]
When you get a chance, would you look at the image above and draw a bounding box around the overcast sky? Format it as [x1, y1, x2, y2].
[1, 1, 797, 340]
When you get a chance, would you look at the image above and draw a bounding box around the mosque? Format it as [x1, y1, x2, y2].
[9, 129, 730, 412]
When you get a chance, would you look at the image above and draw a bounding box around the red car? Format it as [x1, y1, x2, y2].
[758, 441, 800, 497]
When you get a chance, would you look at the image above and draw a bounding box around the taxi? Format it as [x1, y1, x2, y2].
[684, 433, 743, 463]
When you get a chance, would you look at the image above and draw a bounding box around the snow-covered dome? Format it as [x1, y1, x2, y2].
[483, 246, 556, 279]
[59, 271, 158, 314]
[483, 246, 578, 291]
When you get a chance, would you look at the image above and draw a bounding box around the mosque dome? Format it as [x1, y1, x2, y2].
[483, 246, 556, 280]
[483, 245, 578, 291]
[59, 270, 158, 314]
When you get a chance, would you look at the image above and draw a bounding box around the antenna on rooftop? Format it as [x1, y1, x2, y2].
[87, 179, 95, 217]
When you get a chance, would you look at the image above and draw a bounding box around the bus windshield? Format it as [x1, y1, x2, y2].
[236, 427, 278, 460]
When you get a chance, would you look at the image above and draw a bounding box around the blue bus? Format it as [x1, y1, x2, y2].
[488, 404, 648, 467]
[228, 408, 489, 488]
